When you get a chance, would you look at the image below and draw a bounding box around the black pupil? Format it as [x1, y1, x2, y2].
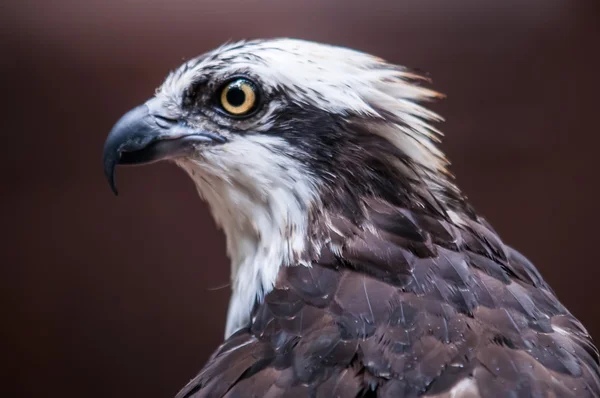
[226, 85, 246, 107]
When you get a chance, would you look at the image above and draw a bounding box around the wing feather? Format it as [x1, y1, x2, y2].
[177, 202, 600, 397]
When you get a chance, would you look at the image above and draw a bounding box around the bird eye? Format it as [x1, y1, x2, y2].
[219, 78, 258, 116]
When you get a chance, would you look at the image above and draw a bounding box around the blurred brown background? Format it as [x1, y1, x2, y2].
[1, 0, 599, 396]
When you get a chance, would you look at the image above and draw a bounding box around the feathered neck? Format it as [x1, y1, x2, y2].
[176, 136, 473, 338]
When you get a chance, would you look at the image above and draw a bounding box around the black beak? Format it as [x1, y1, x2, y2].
[102, 103, 226, 195]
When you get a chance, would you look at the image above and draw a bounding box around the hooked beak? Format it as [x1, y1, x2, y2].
[102, 102, 226, 195]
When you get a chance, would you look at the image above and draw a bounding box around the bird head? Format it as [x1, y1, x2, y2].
[103, 38, 468, 335]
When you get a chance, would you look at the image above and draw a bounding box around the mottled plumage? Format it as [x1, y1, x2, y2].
[103, 38, 600, 397]
[176, 200, 600, 397]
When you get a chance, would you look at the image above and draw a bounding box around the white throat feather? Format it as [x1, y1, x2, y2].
[176, 134, 321, 336]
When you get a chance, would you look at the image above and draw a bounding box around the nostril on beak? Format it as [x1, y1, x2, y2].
[152, 114, 178, 129]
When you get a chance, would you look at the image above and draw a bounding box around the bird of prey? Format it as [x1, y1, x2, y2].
[103, 39, 600, 397]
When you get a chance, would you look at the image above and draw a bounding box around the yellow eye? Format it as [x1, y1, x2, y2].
[219, 78, 257, 116]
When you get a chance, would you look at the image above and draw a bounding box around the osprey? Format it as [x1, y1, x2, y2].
[103, 39, 600, 397]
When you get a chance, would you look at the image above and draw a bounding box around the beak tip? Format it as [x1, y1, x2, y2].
[103, 155, 120, 197]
